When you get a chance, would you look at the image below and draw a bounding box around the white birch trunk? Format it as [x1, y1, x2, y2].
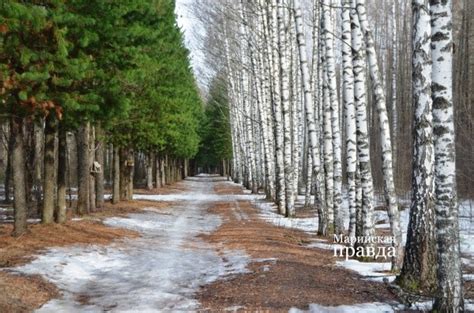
[311, 0, 326, 233]
[270, 0, 286, 214]
[351, 0, 374, 247]
[223, 24, 243, 184]
[277, 0, 295, 217]
[342, 0, 357, 238]
[399, 0, 437, 291]
[430, 0, 463, 310]
[258, 0, 276, 200]
[323, 0, 343, 234]
[293, 0, 321, 213]
[356, 0, 402, 270]
[289, 6, 301, 213]
[391, 0, 398, 172]
[239, 0, 258, 194]
[322, 31, 334, 233]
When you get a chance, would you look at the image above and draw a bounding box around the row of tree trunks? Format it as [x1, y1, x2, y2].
[7, 114, 191, 236]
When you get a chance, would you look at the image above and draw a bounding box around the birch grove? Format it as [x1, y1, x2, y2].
[189, 0, 465, 309]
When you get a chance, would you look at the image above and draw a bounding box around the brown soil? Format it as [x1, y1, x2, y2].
[197, 182, 398, 312]
[0, 199, 170, 313]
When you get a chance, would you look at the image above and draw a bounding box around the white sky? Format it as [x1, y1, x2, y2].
[175, 0, 208, 90]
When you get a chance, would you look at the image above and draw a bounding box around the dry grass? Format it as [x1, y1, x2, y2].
[0, 272, 59, 313]
[197, 182, 397, 312]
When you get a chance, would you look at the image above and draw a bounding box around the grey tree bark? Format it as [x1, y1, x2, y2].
[146, 152, 154, 190]
[76, 123, 90, 215]
[11, 116, 28, 236]
[88, 126, 96, 212]
[112, 146, 120, 204]
[56, 125, 67, 223]
[42, 114, 57, 224]
[95, 126, 105, 208]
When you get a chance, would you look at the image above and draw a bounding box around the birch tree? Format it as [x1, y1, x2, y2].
[323, 0, 343, 234]
[351, 0, 375, 246]
[289, 4, 302, 216]
[270, 0, 287, 214]
[341, 0, 357, 238]
[311, 0, 326, 235]
[277, 0, 295, 217]
[356, 0, 402, 270]
[293, 0, 321, 216]
[391, 0, 398, 171]
[257, 0, 276, 200]
[430, 0, 463, 310]
[239, 0, 258, 194]
[398, 0, 436, 292]
[321, 23, 334, 235]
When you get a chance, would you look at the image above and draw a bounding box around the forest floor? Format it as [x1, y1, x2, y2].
[0, 176, 472, 312]
[0, 199, 169, 312]
[197, 180, 398, 312]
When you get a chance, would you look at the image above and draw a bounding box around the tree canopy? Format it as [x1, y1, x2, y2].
[0, 0, 203, 159]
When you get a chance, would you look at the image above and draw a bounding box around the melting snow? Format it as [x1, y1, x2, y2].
[336, 260, 391, 277]
[133, 193, 264, 202]
[252, 199, 318, 233]
[13, 179, 251, 312]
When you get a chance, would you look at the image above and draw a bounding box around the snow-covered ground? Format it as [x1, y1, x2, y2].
[12, 178, 251, 312]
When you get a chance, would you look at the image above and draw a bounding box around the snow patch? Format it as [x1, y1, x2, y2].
[253, 200, 318, 233]
[307, 241, 345, 251]
[336, 259, 391, 278]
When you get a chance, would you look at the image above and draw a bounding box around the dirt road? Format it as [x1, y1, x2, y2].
[8, 175, 398, 312]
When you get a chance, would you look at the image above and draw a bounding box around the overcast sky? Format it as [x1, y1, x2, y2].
[175, 0, 208, 90]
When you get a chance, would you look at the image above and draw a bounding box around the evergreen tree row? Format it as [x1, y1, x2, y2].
[0, 0, 203, 235]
